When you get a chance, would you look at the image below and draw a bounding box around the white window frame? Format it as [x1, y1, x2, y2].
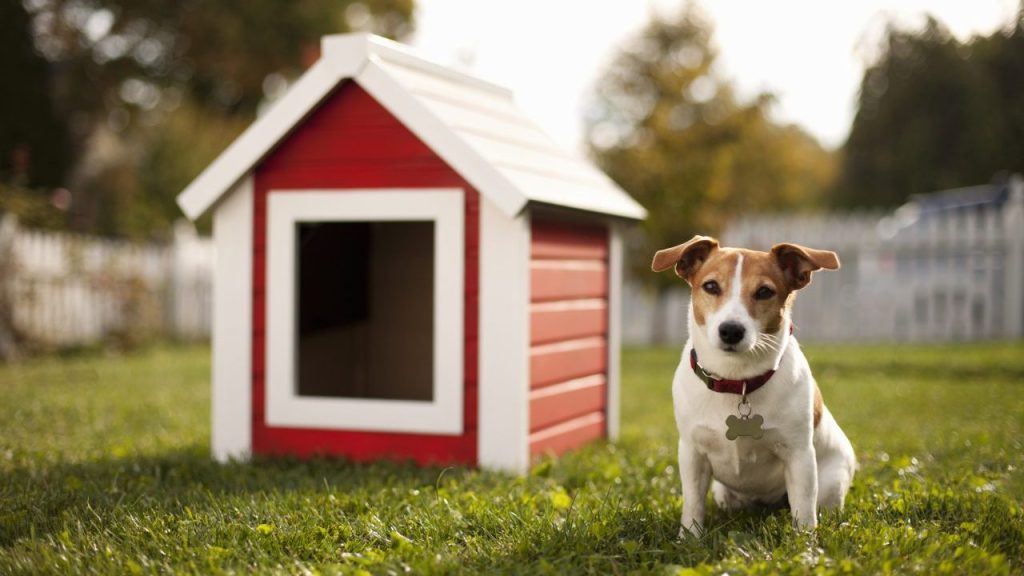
[265, 188, 464, 435]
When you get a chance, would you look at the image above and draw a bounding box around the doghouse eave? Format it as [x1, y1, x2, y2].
[177, 33, 646, 224]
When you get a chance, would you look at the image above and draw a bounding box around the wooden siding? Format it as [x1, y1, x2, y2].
[529, 412, 606, 458]
[529, 374, 606, 432]
[528, 219, 609, 458]
[530, 260, 608, 302]
[529, 337, 607, 389]
[530, 299, 607, 345]
[251, 81, 479, 465]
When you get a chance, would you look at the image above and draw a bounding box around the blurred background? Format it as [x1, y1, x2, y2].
[1, 0, 1022, 357]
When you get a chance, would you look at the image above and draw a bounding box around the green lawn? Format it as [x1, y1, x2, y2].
[1, 343, 1022, 575]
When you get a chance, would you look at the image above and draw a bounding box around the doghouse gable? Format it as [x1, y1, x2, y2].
[252, 82, 481, 464]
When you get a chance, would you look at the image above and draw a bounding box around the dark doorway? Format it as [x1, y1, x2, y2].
[296, 220, 435, 401]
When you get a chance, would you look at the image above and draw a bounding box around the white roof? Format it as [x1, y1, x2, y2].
[176, 33, 645, 221]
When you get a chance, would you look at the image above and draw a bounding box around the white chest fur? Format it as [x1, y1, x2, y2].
[672, 340, 812, 501]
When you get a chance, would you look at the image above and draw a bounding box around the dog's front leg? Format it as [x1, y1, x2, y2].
[783, 446, 819, 531]
[678, 439, 711, 537]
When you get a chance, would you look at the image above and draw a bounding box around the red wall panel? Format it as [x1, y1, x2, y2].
[529, 375, 607, 432]
[529, 413, 606, 458]
[528, 219, 609, 458]
[529, 337, 607, 389]
[531, 225, 609, 260]
[530, 300, 607, 345]
[530, 262, 608, 302]
[251, 81, 478, 465]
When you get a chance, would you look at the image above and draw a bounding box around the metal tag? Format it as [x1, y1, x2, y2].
[725, 414, 764, 440]
[726, 383, 764, 441]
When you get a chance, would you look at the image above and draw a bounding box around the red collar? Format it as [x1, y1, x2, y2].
[689, 325, 793, 395]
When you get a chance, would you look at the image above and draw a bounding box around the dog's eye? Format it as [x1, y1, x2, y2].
[702, 280, 721, 295]
[754, 286, 775, 300]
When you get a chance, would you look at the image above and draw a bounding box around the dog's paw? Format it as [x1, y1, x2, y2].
[791, 511, 818, 532]
[678, 523, 704, 541]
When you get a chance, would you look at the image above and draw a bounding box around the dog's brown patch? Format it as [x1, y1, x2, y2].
[771, 243, 841, 291]
[735, 249, 791, 334]
[689, 250, 740, 326]
[813, 384, 823, 428]
[651, 236, 718, 280]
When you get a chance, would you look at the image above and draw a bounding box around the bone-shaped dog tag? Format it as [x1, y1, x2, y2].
[725, 414, 764, 440]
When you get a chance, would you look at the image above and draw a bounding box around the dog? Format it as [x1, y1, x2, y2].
[652, 235, 856, 536]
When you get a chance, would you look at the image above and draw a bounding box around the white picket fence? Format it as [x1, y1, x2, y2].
[0, 216, 213, 356]
[3, 178, 1021, 353]
[624, 177, 1024, 344]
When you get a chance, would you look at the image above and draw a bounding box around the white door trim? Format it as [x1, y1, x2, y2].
[265, 188, 465, 435]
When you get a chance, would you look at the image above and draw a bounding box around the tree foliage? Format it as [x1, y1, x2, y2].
[4, 0, 413, 237]
[0, 2, 71, 189]
[584, 6, 835, 286]
[25, 0, 413, 125]
[837, 7, 1024, 207]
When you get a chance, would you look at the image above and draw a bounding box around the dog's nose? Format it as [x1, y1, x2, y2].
[718, 321, 745, 345]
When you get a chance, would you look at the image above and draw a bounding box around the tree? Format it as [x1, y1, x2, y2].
[10, 0, 414, 237]
[585, 5, 835, 290]
[836, 7, 1024, 207]
[26, 0, 414, 128]
[967, 5, 1024, 185]
[0, 2, 71, 190]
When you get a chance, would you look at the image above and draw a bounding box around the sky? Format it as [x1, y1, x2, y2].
[409, 0, 1019, 152]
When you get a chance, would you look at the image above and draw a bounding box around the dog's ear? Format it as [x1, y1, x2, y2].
[652, 236, 719, 282]
[770, 243, 840, 290]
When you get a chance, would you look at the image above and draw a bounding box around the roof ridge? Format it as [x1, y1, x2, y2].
[322, 33, 514, 98]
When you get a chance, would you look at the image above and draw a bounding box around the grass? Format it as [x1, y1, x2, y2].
[0, 343, 1022, 575]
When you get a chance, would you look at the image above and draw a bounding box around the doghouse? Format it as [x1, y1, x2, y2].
[176, 33, 645, 473]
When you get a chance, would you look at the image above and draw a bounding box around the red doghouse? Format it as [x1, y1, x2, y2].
[177, 33, 645, 472]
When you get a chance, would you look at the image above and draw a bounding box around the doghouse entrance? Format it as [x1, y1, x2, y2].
[265, 189, 464, 434]
[296, 221, 434, 401]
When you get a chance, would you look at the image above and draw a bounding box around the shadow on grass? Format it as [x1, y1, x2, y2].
[0, 444, 471, 548]
[0, 441, 794, 571]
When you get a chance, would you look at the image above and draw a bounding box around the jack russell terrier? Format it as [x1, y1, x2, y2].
[652, 235, 856, 536]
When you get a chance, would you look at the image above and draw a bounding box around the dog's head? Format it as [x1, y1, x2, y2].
[652, 235, 839, 357]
